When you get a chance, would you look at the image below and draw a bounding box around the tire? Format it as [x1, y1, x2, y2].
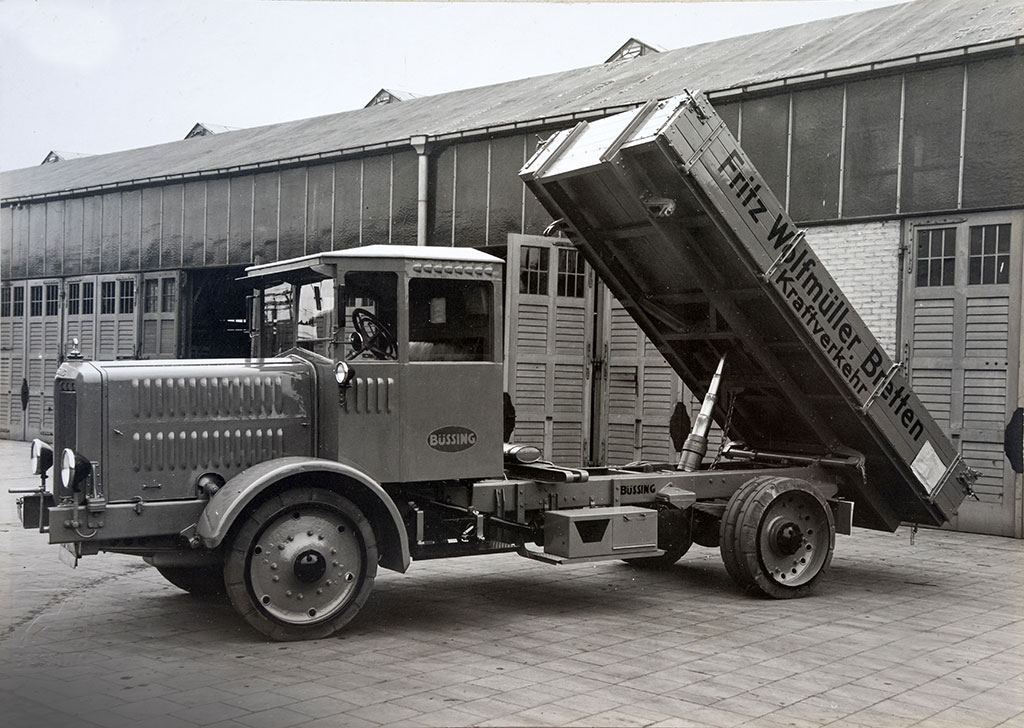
[224, 487, 378, 641]
[156, 565, 226, 598]
[624, 507, 693, 570]
[720, 476, 835, 599]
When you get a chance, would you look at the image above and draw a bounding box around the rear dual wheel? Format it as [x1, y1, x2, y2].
[225, 487, 377, 641]
[720, 476, 834, 598]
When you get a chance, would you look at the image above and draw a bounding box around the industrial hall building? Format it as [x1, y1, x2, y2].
[1, 0, 1021, 537]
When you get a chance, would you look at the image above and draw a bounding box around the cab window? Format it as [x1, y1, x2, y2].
[408, 279, 493, 362]
[341, 271, 398, 360]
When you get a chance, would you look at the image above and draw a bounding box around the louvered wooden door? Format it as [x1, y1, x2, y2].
[96, 275, 140, 360]
[0, 284, 26, 440]
[505, 234, 594, 466]
[903, 213, 1022, 536]
[140, 272, 180, 359]
[599, 295, 685, 466]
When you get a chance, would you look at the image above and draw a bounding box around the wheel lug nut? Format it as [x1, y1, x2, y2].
[316, 588, 323, 595]
[318, 535, 324, 540]
[270, 563, 278, 570]
[272, 575, 279, 582]
[330, 548, 337, 555]
[278, 543, 285, 550]
[307, 530, 314, 537]
[287, 535, 294, 542]
[286, 590, 293, 597]
[297, 593, 304, 600]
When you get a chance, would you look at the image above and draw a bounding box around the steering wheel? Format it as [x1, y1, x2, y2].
[349, 308, 397, 360]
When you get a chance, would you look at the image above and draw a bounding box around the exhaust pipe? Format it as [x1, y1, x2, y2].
[678, 354, 726, 472]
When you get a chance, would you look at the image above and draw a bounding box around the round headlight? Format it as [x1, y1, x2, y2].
[60, 448, 91, 491]
[334, 361, 353, 386]
[29, 439, 54, 476]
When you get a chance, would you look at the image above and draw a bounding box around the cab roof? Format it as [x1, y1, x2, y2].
[244, 245, 503, 284]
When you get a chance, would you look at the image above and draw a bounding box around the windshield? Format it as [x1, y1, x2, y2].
[260, 280, 335, 357]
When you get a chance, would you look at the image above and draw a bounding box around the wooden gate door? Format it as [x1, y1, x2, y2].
[140, 272, 180, 359]
[903, 212, 1022, 536]
[65, 276, 98, 359]
[96, 274, 140, 360]
[597, 291, 685, 466]
[505, 234, 594, 466]
[0, 283, 27, 439]
[24, 280, 62, 439]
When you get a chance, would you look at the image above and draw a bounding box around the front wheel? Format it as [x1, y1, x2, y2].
[156, 565, 226, 598]
[720, 476, 834, 599]
[225, 487, 378, 640]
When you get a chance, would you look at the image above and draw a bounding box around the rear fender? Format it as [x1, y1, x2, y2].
[197, 456, 410, 573]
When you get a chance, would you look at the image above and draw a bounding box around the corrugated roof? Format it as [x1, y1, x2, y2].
[3, 0, 1021, 201]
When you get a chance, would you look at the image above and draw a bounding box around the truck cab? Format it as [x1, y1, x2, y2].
[247, 245, 505, 484]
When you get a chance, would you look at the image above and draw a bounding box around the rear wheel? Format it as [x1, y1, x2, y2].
[720, 476, 834, 598]
[156, 565, 226, 598]
[225, 487, 377, 640]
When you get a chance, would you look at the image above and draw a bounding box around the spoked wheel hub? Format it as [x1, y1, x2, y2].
[247, 506, 363, 625]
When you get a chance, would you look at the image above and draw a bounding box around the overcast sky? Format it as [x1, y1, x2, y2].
[0, 0, 906, 173]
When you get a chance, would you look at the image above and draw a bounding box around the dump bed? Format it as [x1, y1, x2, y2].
[521, 93, 974, 531]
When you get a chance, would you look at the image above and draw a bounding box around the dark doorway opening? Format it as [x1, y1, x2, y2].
[186, 267, 251, 358]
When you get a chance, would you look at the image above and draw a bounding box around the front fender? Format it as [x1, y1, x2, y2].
[197, 456, 410, 573]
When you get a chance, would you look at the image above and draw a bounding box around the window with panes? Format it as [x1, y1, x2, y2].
[916, 228, 956, 287]
[81, 282, 94, 315]
[144, 279, 159, 313]
[161, 277, 176, 313]
[968, 224, 1011, 285]
[45, 284, 59, 316]
[0, 288, 9, 318]
[118, 280, 135, 314]
[29, 285, 43, 316]
[100, 281, 116, 314]
[13, 288, 24, 317]
[557, 248, 585, 298]
[68, 283, 80, 315]
[520, 246, 549, 295]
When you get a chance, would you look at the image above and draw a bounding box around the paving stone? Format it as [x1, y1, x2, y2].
[2, 434, 1023, 728]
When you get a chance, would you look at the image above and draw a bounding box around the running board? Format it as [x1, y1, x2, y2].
[518, 545, 665, 565]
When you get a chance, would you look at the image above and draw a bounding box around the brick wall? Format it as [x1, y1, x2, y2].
[805, 219, 901, 357]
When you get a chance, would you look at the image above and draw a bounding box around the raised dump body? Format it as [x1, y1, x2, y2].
[521, 92, 975, 531]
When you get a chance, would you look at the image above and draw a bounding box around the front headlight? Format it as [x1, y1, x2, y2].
[334, 361, 354, 386]
[29, 439, 54, 476]
[60, 448, 91, 491]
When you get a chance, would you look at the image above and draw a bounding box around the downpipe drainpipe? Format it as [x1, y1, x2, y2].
[411, 135, 429, 246]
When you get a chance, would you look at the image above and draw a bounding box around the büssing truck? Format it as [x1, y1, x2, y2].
[15, 93, 977, 640]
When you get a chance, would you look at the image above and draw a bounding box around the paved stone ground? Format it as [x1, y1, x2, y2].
[1, 439, 1022, 728]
